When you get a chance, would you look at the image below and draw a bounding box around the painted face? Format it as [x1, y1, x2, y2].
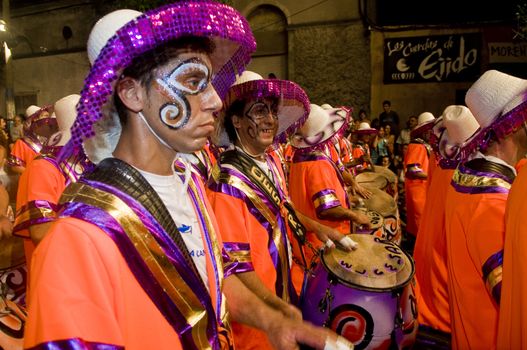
[141, 51, 222, 153]
[235, 97, 279, 154]
[155, 57, 212, 130]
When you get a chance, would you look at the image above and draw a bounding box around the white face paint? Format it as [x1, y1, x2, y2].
[155, 58, 211, 130]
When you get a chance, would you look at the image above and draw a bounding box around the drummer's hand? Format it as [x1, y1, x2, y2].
[266, 313, 353, 350]
[351, 210, 372, 229]
[314, 225, 357, 252]
[0, 215, 13, 239]
[280, 303, 303, 321]
[353, 183, 372, 199]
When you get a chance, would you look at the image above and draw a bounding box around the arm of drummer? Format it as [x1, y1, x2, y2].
[223, 274, 353, 350]
[341, 169, 372, 200]
[318, 205, 372, 229]
[294, 209, 358, 251]
[235, 271, 302, 320]
[0, 184, 12, 240]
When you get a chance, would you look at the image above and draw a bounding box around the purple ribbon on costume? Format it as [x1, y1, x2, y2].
[61, 179, 220, 350]
[26, 338, 124, 350]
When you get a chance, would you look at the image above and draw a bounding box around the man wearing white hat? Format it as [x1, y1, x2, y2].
[444, 70, 527, 350]
[413, 105, 479, 347]
[485, 71, 527, 349]
[403, 112, 435, 239]
[350, 121, 378, 173]
[208, 72, 355, 349]
[7, 105, 57, 174]
[288, 104, 371, 290]
[24, 3, 348, 350]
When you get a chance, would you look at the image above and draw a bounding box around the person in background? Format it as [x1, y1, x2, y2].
[403, 112, 435, 239]
[9, 114, 24, 143]
[396, 115, 417, 155]
[379, 99, 400, 136]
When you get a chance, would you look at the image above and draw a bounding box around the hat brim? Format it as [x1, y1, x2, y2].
[354, 129, 378, 135]
[410, 120, 435, 138]
[293, 107, 351, 149]
[61, 1, 256, 163]
[218, 79, 310, 147]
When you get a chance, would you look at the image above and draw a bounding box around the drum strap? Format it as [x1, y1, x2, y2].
[220, 150, 307, 244]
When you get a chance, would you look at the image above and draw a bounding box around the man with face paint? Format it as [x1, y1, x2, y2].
[208, 71, 358, 349]
[24, 4, 351, 350]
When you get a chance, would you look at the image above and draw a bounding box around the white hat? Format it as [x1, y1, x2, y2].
[48, 94, 80, 147]
[87, 9, 142, 65]
[293, 103, 350, 149]
[411, 112, 435, 138]
[438, 105, 480, 161]
[353, 122, 378, 135]
[466, 70, 527, 130]
[25, 105, 40, 118]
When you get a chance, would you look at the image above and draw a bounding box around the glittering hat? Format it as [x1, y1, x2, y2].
[62, 1, 256, 163]
[410, 112, 435, 138]
[218, 71, 310, 146]
[465, 70, 527, 143]
[293, 103, 351, 149]
[353, 122, 378, 135]
[436, 105, 480, 167]
[24, 104, 56, 138]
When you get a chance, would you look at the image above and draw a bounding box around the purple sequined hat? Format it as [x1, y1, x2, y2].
[217, 71, 310, 146]
[62, 1, 256, 163]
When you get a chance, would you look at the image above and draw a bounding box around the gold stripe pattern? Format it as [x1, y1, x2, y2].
[61, 182, 213, 349]
[313, 193, 339, 209]
[486, 265, 503, 294]
[452, 169, 512, 191]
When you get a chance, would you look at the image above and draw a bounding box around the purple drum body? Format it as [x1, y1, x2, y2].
[301, 235, 417, 350]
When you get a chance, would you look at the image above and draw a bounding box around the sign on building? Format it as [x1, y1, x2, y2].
[383, 33, 481, 84]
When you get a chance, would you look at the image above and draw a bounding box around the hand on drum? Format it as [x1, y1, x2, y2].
[266, 314, 353, 350]
[352, 183, 372, 199]
[350, 210, 372, 229]
[314, 226, 358, 252]
[0, 215, 13, 239]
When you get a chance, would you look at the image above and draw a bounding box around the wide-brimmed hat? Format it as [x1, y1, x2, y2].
[48, 94, 81, 147]
[293, 103, 350, 149]
[353, 122, 378, 135]
[61, 1, 256, 164]
[217, 71, 310, 146]
[25, 105, 40, 118]
[437, 105, 480, 166]
[465, 70, 527, 142]
[410, 112, 435, 138]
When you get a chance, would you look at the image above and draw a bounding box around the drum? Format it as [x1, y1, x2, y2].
[0, 236, 26, 305]
[356, 172, 388, 192]
[361, 188, 401, 245]
[373, 166, 398, 199]
[301, 235, 417, 350]
[0, 297, 26, 350]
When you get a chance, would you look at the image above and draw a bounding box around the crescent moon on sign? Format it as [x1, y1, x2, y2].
[396, 58, 410, 72]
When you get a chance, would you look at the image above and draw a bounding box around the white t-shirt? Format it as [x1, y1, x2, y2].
[138, 167, 209, 290]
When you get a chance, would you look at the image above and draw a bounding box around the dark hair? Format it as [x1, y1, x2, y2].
[114, 36, 215, 125]
[382, 100, 391, 106]
[224, 99, 246, 143]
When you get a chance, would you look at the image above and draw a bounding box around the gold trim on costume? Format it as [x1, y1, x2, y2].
[452, 169, 512, 191]
[61, 182, 213, 349]
[486, 265, 503, 293]
[314, 193, 339, 209]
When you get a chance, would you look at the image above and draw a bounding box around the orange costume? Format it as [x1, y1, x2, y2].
[413, 165, 454, 333]
[208, 148, 297, 350]
[288, 150, 350, 292]
[7, 138, 40, 170]
[25, 159, 231, 350]
[445, 157, 514, 349]
[403, 139, 431, 236]
[497, 161, 527, 348]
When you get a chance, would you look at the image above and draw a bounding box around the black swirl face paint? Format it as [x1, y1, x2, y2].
[155, 58, 211, 130]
